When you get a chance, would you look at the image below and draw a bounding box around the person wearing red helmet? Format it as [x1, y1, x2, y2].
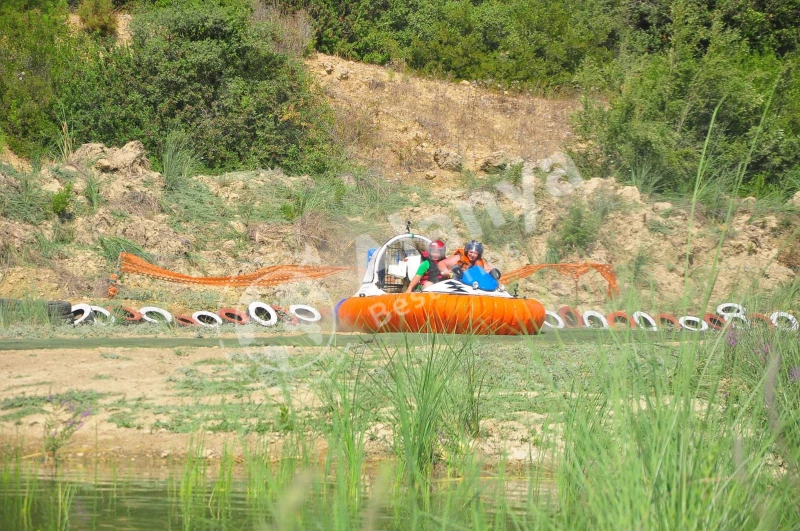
[405, 240, 450, 292]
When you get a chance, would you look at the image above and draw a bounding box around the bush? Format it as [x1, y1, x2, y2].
[58, 0, 339, 174]
[571, 1, 800, 197]
[50, 182, 73, 219]
[0, 164, 53, 225]
[77, 0, 118, 37]
[0, 2, 79, 157]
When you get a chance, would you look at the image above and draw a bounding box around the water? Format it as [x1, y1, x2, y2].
[0, 464, 545, 529]
[1, 469, 258, 530]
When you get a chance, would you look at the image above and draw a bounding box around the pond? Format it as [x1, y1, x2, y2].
[0, 460, 549, 530]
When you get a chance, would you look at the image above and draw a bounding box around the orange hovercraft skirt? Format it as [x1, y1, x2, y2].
[337, 293, 546, 335]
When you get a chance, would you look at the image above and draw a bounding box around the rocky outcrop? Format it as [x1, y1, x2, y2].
[71, 141, 151, 175]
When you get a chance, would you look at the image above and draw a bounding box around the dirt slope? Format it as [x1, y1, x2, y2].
[0, 54, 799, 314]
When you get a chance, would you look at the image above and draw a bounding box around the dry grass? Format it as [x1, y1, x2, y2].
[309, 53, 580, 180]
[251, 1, 313, 58]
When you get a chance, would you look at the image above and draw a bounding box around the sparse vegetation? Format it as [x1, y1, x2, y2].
[97, 236, 153, 264]
[77, 0, 117, 37]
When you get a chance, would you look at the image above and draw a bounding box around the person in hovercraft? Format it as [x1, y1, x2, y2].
[405, 240, 450, 293]
[440, 240, 502, 281]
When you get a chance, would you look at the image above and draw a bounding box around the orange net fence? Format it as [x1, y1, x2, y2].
[108, 252, 354, 298]
[500, 262, 619, 298]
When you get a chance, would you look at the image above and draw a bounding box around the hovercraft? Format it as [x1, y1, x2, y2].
[336, 232, 546, 334]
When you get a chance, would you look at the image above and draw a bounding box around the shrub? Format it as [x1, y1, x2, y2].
[77, 0, 118, 37]
[572, 14, 800, 196]
[161, 130, 198, 191]
[0, 2, 79, 157]
[557, 198, 599, 257]
[58, 1, 340, 175]
[0, 164, 53, 225]
[50, 182, 73, 219]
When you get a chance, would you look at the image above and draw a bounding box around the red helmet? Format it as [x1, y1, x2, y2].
[428, 240, 446, 261]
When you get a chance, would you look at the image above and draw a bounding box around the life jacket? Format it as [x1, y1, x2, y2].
[420, 251, 445, 284]
[454, 247, 486, 270]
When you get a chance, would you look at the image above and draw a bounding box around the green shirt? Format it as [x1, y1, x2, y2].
[415, 260, 431, 277]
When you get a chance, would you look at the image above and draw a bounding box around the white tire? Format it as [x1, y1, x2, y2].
[716, 302, 746, 317]
[89, 305, 115, 326]
[723, 313, 749, 327]
[582, 310, 610, 329]
[71, 303, 93, 325]
[289, 304, 322, 323]
[770, 311, 799, 331]
[633, 311, 658, 331]
[248, 302, 278, 327]
[543, 310, 565, 329]
[679, 316, 708, 332]
[140, 306, 173, 324]
[191, 311, 222, 328]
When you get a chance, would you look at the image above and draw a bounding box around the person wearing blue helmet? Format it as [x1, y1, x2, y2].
[440, 240, 501, 281]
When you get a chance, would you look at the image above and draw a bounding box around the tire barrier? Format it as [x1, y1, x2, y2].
[679, 316, 709, 332]
[607, 311, 636, 329]
[52, 300, 800, 335]
[770, 311, 799, 331]
[218, 307, 249, 325]
[748, 313, 775, 328]
[174, 314, 199, 327]
[289, 304, 322, 323]
[543, 310, 565, 329]
[119, 307, 143, 323]
[89, 306, 116, 326]
[248, 302, 278, 327]
[632, 311, 658, 331]
[722, 313, 749, 328]
[192, 311, 223, 329]
[704, 313, 725, 331]
[716, 303, 745, 318]
[71, 303, 93, 325]
[582, 310, 610, 329]
[47, 301, 74, 323]
[657, 314, 681, 330]
[140, 306, 173, 324]
[558, 306, 583, 328]
[273, 306, 300, 325]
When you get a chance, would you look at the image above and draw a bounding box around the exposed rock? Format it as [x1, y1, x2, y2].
[790, 191, 800, 208]
[540, 152, 584, 197]
[337, 68, 350, 80]
[0, 219, 35, 251]
[739, 196, 757, 211]
[480, 151, 511, 172]
[322, 62, 334, 75]
[117, 218, 193, 256]
[424, 170, 437, 180]
[433, 148, 462, 171]
[652, 202, 673, 213]
[617, 185, 644, 204]
[538, 157, 552, 173]
[70, 143, 106, 167]
[72, 141, 151, 175]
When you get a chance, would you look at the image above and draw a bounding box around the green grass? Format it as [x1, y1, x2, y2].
[97, 236, 154, 265]
[0, 298, 60, 328]
[0, 327, 798, 528]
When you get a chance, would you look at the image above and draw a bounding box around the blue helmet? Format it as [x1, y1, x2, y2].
[464, 240, 484, 258]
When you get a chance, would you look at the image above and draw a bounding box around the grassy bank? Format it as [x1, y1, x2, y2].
[1, 325, 798, 528]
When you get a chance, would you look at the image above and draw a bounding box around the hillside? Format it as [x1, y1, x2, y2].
[1, 52, 799, 319]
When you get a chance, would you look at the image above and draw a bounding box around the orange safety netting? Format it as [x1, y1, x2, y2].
[500, 262, 619, 298]
[108, 252, 353, 298]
